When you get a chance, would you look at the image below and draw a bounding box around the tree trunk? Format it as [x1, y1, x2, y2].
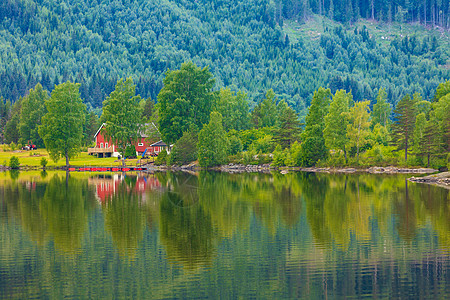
[65, 150, 69, 168]
[427, 152, 430, 168]
[424, 0, 427, 26]
[344, 145, 348, 164]
[405, 141, 408, 162]
[371, 0, 374, 20]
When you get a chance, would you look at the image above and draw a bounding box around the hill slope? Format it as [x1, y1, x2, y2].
[0, 0, 449, 116]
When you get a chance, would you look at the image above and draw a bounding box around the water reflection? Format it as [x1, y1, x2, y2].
[0, 171, 449, 298]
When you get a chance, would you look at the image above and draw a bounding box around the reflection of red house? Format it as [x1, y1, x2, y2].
[87, 123, 169, 158]
[90, 174, 162, 204]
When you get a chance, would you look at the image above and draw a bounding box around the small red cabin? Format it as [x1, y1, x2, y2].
[88, 123, 169, 158]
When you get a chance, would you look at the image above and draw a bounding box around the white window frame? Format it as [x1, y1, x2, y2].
[138, 143, 144, 147]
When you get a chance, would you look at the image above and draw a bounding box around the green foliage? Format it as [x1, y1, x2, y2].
[324, 90, 351, 162]
[251, 89, 278, 128]
[242, 150, 256, 165]
[124, 145, 137, 158]
[0, 0, 448, 117]
[360, 145, 398, 166]
[170, 129, 198, 165]
[371, 88, 391, 128]
[239, 127, 274, 151]
[101, 78, 143, 160]
[40, 157, 48, 168]
[369, 124, 390, 146]
[434, 80, 450, 101]
[154, 150, 168, 166]
[39, 82, 86, 167]
[158, 62, 215, 145]
[4, 100, 21, 144]
[198, 112, 229, 168]
[228, 134, 243, 156]
[216, 88, 250, 132]
[273, 100, 302, 149]
[392, 94, 416, 162]
[141, 97, 154, 121]
[300, 87, 332, 166]
[9, 156, 19, 169]
[272, 145, 285, 167]
[18, 83, 48, 148]
[83, 111, 99, 146]
[249, 135, 274, 154]
[346, 100, 371, 161]
[289, 141, 303, 167]
[9, 142, 17, 151]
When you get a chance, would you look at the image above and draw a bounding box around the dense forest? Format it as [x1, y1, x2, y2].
[0, 0, 449, 116]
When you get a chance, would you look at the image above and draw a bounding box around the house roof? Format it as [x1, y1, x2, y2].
[94, 123, 106, 138]
[150, 140, 167, 147]
[94, 122, 158, 139]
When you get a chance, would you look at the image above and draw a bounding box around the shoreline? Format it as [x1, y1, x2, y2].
[408, 172, 450, 190]
[3, 164, 449, 189]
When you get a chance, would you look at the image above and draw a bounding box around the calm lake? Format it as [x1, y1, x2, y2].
[0, 170, 449, 299]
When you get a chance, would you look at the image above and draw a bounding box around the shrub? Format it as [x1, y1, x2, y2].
[124, 145, 137, 158]
[9, 156, 20, 169]
[9, 142, 17, 151]
[272, 145, 285, 166]
[40, 157, 48, 168]
[155, 150, 168, 166]
[242, 150, 256, 165]
[170, 130, 198, 165]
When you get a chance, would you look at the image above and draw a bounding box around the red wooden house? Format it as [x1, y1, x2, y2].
[88, 123, 169, 158]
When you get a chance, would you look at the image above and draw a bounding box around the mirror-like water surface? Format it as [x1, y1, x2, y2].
[0, 171, 449, 299]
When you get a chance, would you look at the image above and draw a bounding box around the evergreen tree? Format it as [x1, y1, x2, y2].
[300, 87, 332, 166]
[392, 94, 416, 162]
[371, 88, 391, 128]
[198, 111, 229, 167]
[170, 128, 198, 166]
[18, 83, 48, 148]
[83, 111, 99, 146]
[419, 118, 442, 167]
[251, 89, 278, 128]
[39, 82, 86, 167]
[141, 97, 154, 121]
[4, 99, 21, 144]
[273, 100, 302, 149]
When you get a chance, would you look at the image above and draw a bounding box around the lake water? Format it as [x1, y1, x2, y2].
[0, 170, 449, 299]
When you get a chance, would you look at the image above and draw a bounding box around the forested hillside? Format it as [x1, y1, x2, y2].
[0, 0, 449, 115]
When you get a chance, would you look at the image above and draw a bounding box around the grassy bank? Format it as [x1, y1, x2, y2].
[0, 146, 153, 168]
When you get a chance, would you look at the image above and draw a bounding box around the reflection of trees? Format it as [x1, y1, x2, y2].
[198, 172, 251, 237]
[40, 174, 94, 253]
[159, 190, 216, 269]
[0, 173, 96, 253]
[394, 179, 417, 241]
[103, 177, 146, 258]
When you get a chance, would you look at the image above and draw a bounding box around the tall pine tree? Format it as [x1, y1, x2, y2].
[392, 94, 416, 162]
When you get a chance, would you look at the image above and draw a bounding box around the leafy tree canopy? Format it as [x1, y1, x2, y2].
[158, 62, 215, 144]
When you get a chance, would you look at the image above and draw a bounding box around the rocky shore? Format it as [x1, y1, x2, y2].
[146, 162, 439, 175]
[408, 172, 450, 189]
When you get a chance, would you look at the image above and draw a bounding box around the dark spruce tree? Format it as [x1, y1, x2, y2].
[392, 94, 416, 162]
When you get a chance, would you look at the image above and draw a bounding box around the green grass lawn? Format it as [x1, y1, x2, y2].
[0, 146, 153, 168]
